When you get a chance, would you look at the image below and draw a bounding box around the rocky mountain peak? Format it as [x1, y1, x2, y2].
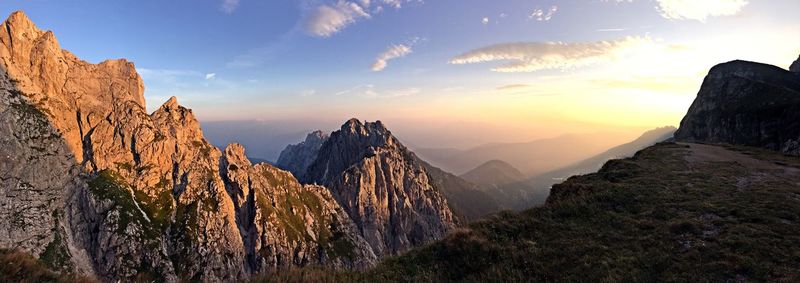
[790, 55, 800, 73]
[303, 119, 457, 256]
[276, 129, 330, 178]
[3, 11, 44, 43]
[675, 59, 800, 154]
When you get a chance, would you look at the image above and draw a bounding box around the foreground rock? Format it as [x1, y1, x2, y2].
[674, 58, 800, 154]
[0, 11, 375, 281]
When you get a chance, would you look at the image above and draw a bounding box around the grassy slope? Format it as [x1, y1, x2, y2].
[250, 142, 800, 282]
[0, 249, 97, 283]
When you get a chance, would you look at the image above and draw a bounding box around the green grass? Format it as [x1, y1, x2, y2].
[0, 249, 97, 283]
[88, 170, 173, 240]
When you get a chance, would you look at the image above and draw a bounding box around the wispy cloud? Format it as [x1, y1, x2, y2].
[656, 0, 748, 21]
[530, 6, 558, 21]
[205, 73, 217, 80]
[596, 28, 628, 32]
[607, 0, 748, 21]
[304, 1, 370, 37]
[335, 84, 420, 98]
[371, 38, 420, 71]
[449, 36, 653, 73]
[496, 84, 531, 91]
[302, 0, 422, 37]
[481, 17, 489, 25]
[221, 0, 239, 14]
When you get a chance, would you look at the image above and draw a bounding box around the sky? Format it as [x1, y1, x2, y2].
[1, 0, 799, 149]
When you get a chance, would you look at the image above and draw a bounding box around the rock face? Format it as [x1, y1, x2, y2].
[221, 144, 376, 271]
[0, 11, 375, 282]
[276, 130, 328, 179]
[302, 119, 458, 256]
[674, 59, 800, 154]
[790, 55, 800, 73]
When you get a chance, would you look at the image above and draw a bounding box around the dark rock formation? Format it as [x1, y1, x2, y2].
[790, 55, 800, 73]
[276, 130, 328, 179]
[674, 59, 800, 154]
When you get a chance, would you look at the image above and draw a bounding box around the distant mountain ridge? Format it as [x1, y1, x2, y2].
[276, 130, 328, 178]
[529, 126, 676, 191]
[460, 160, 546, 210]
[416, 132, 638, 176]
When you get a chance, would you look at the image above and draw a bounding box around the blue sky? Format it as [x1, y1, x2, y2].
[1, 0, 799, 147]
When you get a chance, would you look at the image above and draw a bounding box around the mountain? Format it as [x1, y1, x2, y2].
[415, 132, 638, 176]
[460, 160, 547, 210]
[675, 60, 800, 153]
[202, 120, 339, 162]
[461, 160, 527, 187]
[790, 55, 800, 73]
[529, 126, 676, 191]
[275, 130, 328, 178]
[0, 11, 384, 281]
[417, 160, 501, 221]
[280, 129, 501, 222]
[301, 119, 458, 256]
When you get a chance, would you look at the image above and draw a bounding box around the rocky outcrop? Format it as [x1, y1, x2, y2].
[790, 55, 800, 73]
[674, 59, 800, 154]
[303, 119, 458, 256]
[221, 144, 376, 271]
[0, 11, 375, 282]
[276, 130, 328, 179]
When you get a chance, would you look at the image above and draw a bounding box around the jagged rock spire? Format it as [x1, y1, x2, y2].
[790, 55, 800, 73]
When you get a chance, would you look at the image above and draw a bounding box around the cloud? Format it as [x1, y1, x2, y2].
[530, 6, 558, 21]
[302, 0, 421, 37]
[655, 0, 748, 21]
[496, 84, 531, 91]
[449, 36, 653, 73]
[300, 89, 317, 97]
[371, 41, 417, 71]
[596, 28, 628, 32]
[303, 1, 371, 37]
[205, 73, 217, 80]
[607, 0, 747, 21]
[221, 0, 239, 14]
[481, 17, 489, 25]
[335, 84, 419, 98]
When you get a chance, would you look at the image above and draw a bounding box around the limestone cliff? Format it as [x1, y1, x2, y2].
[0, 11, 375, 282]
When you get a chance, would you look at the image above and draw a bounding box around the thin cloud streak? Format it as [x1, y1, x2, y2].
[449, 36, 653, 73]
